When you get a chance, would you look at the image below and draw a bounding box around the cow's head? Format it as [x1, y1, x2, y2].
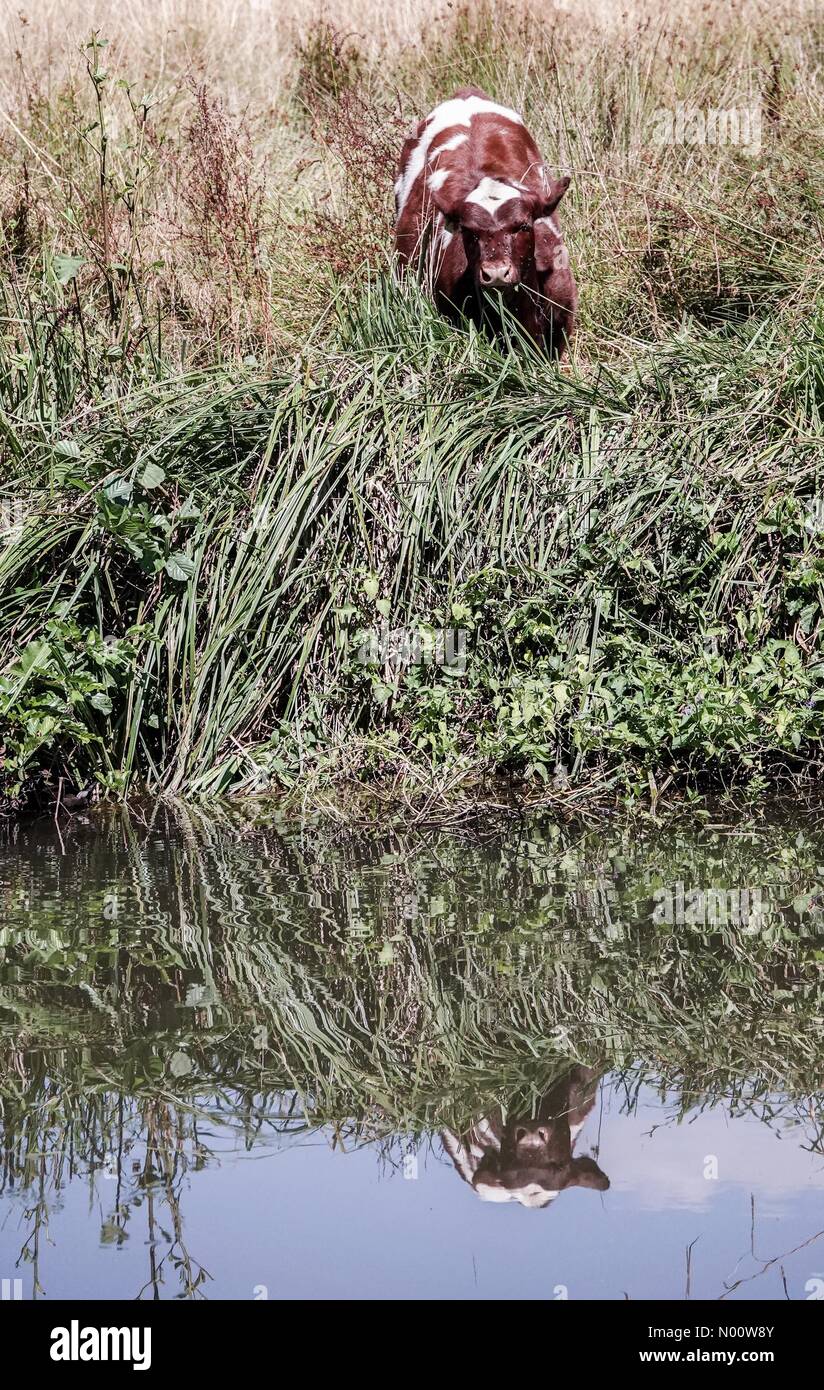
[441, 1067, 608, 1210]
[435, 174, 570, 292]
[471, 1117, 609, 1207]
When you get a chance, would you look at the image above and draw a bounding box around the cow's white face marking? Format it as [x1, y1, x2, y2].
[473, 1182, 512, 1203]
[518, 1186, 559, 1209]
[395, 95, 524, 219]
[474, 1180, 559, 1207]
[464, 176, 522, 215]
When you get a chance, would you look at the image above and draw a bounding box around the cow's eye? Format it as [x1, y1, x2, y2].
[517, 222, 531, 233]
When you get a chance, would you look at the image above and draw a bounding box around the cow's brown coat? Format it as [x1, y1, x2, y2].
[394, 87, 577, 356]
[441, 1066, 607, 1207]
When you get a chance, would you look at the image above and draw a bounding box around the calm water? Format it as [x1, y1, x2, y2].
[0, 803, 822, 1301]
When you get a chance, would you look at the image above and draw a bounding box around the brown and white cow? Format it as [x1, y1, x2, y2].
[441, 1066, 608, 1208]
[394, 87, 576, 356]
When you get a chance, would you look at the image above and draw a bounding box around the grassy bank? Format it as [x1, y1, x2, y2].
[1, 0, 823, 814]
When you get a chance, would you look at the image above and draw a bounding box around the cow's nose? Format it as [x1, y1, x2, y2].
[480, 263, 515, 287]
[515, 1125, 550, 1147]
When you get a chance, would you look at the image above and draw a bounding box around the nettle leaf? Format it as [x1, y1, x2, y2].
[103, 477, 133, 504]
[54, 254, 86, 285]
[165, 552, 196, 583]
[53, 440, 83, 460]
[139, 462, 166, 490]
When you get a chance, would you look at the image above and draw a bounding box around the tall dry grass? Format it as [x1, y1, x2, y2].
[0, 0, 820, 362]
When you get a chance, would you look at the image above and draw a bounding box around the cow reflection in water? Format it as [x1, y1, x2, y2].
[442, 1065, 608, 1208]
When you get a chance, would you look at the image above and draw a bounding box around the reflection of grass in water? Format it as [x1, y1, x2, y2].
[1, 801, 821, 1126]
[1, 803, 822, 1295]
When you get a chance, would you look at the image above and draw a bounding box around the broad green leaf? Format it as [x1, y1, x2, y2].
[140, 463, 166, 490]
[54, 254, 85, 284]
[165, 553, 196, 582]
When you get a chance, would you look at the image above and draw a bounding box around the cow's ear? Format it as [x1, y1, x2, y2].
[569, 1156, 610, 1191]
[534, 219, 570, 274]
[431, 186, 466, 230]
[539, 175, 571, 217]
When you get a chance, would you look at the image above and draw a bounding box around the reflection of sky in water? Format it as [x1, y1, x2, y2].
[1, 1080, 822, 1301]
[603, 1088, 823, 1215]
[1, 807, 822, 1300]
